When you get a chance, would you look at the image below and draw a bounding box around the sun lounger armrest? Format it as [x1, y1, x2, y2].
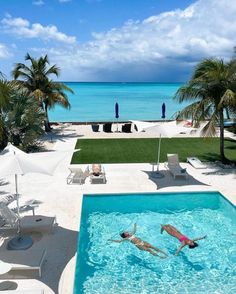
[66, 169, 75, 184]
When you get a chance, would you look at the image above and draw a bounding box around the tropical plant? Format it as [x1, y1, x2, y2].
[12, 53, 73, 132]
[0, 78, 44, 151]
[6, 89, 45, 151]
[0, 79, 14, 149]
[175, 58, 236, 163]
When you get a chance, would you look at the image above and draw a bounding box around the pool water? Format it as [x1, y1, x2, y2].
[74, 192, 236, 294]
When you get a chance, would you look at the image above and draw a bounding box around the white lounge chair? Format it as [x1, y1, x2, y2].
[0, 248, 46, 278]
[166, 154, 188, 180]
[66, 166, 89, 184]
[0, 194, 17, 206]
[0, 204, 56, 234]
[187, 157, 206, 169]
[90, 164, 106, 184]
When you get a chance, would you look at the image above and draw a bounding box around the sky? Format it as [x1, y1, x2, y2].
[0, 0, 235, 82]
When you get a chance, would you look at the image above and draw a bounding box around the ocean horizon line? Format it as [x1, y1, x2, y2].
[59, 81, 185, 84]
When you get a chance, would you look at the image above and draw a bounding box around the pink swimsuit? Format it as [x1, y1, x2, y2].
[179, 235, 188, 242]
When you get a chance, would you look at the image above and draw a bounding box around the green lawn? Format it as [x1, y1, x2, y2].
[72, 138, 236, 164]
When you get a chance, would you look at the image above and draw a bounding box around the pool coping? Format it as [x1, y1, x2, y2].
[83, 190, 235, 208]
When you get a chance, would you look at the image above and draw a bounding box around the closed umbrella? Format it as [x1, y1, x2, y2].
[161, 103, 166, 119]
[115, 102, 119, 132]
[131, 120, 195, 177]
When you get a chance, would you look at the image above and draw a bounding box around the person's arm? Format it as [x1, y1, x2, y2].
[175, 244, 186, 256]
[193, 235, 207, 242]
[130, 223, 137, 235]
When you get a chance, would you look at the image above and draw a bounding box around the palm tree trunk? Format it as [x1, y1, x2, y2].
[44, 103, 51, 132]
[219, 110, 227, 163]
[225, 108, 230, 120]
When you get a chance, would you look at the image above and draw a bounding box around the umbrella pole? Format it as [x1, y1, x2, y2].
[15, 174, 20, 216]
[157, 134, 162, 171]
[15, 174, 21, 235]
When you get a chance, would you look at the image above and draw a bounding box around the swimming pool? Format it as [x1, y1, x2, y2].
[74, 192, 236, 294]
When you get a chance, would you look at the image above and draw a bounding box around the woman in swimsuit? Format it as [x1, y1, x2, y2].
[161, 224, 207, 255]
[109, 223, 168, 258]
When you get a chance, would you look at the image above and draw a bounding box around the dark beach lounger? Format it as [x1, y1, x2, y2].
[103, 123, 112, 132]
[122, 123, 132, 133]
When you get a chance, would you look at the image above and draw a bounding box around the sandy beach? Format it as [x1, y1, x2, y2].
[0, 123, 235, 293]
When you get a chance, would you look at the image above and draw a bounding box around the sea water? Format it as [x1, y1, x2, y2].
[74, 192, 236, 294]
[49, 82, 189, 122]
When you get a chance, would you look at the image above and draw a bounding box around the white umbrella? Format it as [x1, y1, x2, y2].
[0, 144, 79, 250]
[0, 144, 79, 215]
[0, 147, 51, 216]
[131, 120, 195, 175]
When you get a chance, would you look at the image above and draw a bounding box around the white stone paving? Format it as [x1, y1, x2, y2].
[0, 124, 235, 294]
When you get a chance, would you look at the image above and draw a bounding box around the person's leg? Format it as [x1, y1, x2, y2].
[146, 248, 158, 256]
[161, 224, 180, 238]
[151, 246, 168, 256]
[161, 224, 170, 234]
[146, 248, 167, 258]
[160, 224, 166, 234]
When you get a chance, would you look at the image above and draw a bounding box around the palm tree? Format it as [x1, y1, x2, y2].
[6, 88, 45, 150]
[0, 79, 15, 149]
[0, 79, 44, 150]
[12, 53, 73, 132]
[175, 58, 236, 163]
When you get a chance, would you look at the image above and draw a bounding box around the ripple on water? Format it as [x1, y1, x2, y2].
[81, 209, 236, 294]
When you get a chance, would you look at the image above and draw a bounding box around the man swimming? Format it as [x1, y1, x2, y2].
[161, 224, 207, 255]
[109, 223, 168, 258]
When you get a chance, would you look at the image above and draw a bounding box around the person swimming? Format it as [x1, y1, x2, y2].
[160, 224, 206, 255]
[109, 223, 168, 258]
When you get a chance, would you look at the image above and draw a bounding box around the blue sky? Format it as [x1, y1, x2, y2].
[0, 0, 235, 81]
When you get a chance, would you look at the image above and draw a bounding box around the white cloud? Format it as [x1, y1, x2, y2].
[1, 15, 76, 45]
[45, 0, 236, 81]
[58, 0, 72, 3]
[4, 0, 236, 81]
[0, 43, 11, 59]
[33, 0, 44, 6]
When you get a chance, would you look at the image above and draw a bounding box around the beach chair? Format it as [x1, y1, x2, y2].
[91, 124, 99, 132]
[187, 157, 206, 169]
[90, 164, 106, 184]
[67, 166, 89, 184]
[0, 204, 56, 234]
[0, 248, 46, 278]
[0, 194, 17, 206]
[103, 123, 112, 132]
[122, 123, 132, 133]
[165, 154, 188, 180]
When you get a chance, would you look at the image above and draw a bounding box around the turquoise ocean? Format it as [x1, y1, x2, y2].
[49, 82, 188, 122]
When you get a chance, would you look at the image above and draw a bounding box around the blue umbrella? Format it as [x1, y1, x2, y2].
[161, 103, 166, 119]
[115, 102, 119, 132]
[115, 102, 119, 119]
